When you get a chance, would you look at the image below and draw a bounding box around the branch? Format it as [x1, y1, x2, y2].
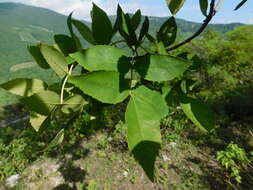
[60, 64, 74, 104]
[167, 0, 222, 52]
[110, 40, 126, 46]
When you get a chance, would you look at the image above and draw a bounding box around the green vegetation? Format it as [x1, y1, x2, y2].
[0, 0, 252, 190]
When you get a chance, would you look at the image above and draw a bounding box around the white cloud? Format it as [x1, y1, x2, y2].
[245, 18, 253, 24]
[0, 0, 169, 20]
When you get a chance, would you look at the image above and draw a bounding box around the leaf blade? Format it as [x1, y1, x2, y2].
[91, 3, 113, 45]
[125, 86, 168, 180]
[180, 96, 215, 132]
[69, 71, 130, 104]
[40, 44, 69, 78]
[135, 54, 190, 82]
[72, 19, 96, 45]
[69, 45, 130, 72]
[166, 0, 186, 15]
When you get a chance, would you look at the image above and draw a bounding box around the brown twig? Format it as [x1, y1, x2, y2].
[167, 0, 222, 52]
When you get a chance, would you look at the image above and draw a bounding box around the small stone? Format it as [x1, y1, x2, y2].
[5, 174, 19, 188]
[169, 142, 177, 147]
[176, 106, 181, 110]
[162, 155, 170, 162]
[123, 171, 128, 177]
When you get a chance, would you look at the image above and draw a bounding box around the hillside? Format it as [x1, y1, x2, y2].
[0, 2, 244, 85]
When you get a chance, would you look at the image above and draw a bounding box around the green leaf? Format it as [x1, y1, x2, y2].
[40, 44, 69, 78]
[131, 9, 141, 31]
[67, 12, 74, 38]
[30, 113, 47, 132]
[116, 6, 137, 46]
[44, 129, 64, 152]
[166, 0, 186, 15]
[156, 42, 167, 55]
[72, 19, 96, 45]
[69, 45, 131, 72]
[91, 3, 113, 45]
[180, 95, 215, 132]
[0, 78, 46, 97]
[69, 71, 130, 104]
[27, 45, 50, 69]
[234, 0, 247, 10]
[21, 90, 59, 115]
[125, 86, 168, 180]
[67, 12, 82, 50]
[61, 95, 88, 114]
[65, 56, 75, 65]
[135, 54, 190, 82]
[199, 0, 208, 16]
[54, 34, 77, 56]
[124, 13, 138, 45]
[139, 16, 149, 42]
[157, 17, 177, 47]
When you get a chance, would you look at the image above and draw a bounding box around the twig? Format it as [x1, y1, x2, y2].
[60, 64, 74, 104]
[167, 0, 221, 52]
[110, 40, 126, 46]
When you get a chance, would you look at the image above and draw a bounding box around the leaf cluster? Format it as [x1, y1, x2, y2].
[0, 1, 223, 181]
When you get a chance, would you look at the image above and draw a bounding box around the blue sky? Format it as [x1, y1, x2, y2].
[1, 0, 252, 23]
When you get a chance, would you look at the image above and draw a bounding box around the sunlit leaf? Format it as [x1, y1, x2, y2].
[70, 45, 130, 72]
[0, 78, 46, 97]
[61, 95, 88, 114]
[40, 44, 69, 78]
[135, 54, 190, 82]
[44, 129, 64, 151]
[166, 0, 186, 15]
[125, 86, 168, 180]
[30, 113, 47, 132]
[69, 71, 130, 104]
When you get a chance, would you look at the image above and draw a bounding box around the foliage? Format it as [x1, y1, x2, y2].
[0, 134, 32, 181]
[0, 0, 247, 182]
[216, 143, 251, 184]
[0, 2, 243, 88]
